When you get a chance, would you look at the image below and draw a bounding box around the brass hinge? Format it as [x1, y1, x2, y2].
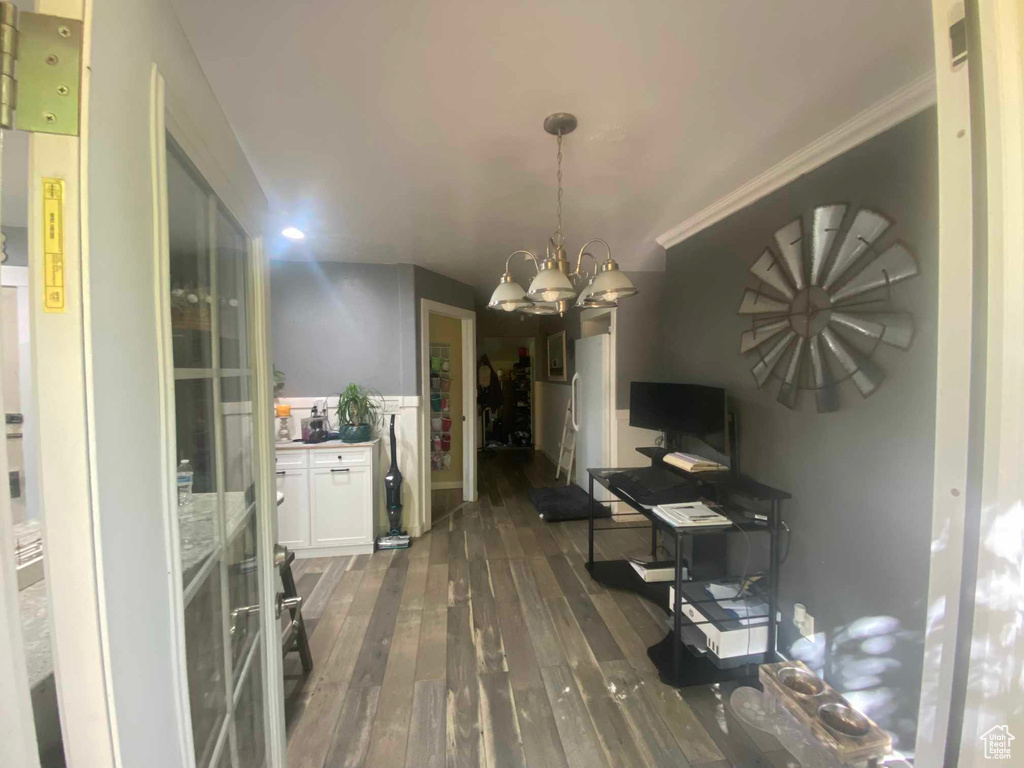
[0, 1, 82, 136]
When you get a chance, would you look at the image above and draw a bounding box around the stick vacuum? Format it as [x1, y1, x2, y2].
[377, 414, 410, 550]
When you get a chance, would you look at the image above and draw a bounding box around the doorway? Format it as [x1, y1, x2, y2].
[419, 300, 476, 534]
[428, 314, 463, 523]
[479, 337, 535, 450]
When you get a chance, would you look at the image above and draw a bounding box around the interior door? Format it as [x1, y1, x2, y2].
[0, 1, 282, 766]
[163, 137, 274, 768]
[574, 334, 611, 493]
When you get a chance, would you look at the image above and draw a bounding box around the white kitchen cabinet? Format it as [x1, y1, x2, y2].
[274, 440, 379, 556]
[275, 470, 310, 548]
[310, 466, 373, 547]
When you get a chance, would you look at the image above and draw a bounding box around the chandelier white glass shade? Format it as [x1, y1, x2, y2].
[590, 258, 638, 301]
[487, 250, 536, 311]
[487, 113, 636, 317]
[526, 258, 575, 302]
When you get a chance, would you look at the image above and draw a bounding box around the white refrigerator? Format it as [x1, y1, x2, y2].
[572, 334, 612, 495]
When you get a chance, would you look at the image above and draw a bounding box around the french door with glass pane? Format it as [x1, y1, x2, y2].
[165, 136, 268, 768]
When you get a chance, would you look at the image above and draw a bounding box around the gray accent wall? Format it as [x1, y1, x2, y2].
[2, 226, 27, 266]
[661, 109, 938, 749]
[270, 261, 415, 395]
[615, 271, 663, 407]
[270, 261, 474, 396]
[413, 264, 476, 386]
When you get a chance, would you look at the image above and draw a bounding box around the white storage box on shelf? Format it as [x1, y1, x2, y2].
[669, 583, 769, 664]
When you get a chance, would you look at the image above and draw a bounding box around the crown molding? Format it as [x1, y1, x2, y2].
[655, 71, 937, 251]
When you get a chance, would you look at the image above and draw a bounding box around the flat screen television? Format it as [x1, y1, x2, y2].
[629, 382, 728, 455]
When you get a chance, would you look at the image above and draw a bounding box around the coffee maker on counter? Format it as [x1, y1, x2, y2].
[303, 404, 328, 444]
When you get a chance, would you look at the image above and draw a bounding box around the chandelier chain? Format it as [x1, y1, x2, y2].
[555, 132, 564, 246]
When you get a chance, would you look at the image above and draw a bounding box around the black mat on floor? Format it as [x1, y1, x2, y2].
[528, 485, 611, 522]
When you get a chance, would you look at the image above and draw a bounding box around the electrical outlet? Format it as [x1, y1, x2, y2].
[793, 603, 815, 638]
[800, 613, 814, 638]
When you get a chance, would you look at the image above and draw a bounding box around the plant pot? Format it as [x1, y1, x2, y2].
[339, 424, 373, 443]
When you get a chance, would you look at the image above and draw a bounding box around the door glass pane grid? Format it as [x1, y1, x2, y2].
[168, 147, 214, 370]
[166, 137, 265, 768]
[216, 206, 250, 372]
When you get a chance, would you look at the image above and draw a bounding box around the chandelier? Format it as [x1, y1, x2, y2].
[487, 113, 637, 316]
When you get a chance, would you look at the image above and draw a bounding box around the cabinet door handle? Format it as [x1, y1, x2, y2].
[276, 471, 286, 476]
[331, 468, 350, 473]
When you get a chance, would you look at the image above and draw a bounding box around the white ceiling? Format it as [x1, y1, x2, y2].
[171, 0, 933, 295]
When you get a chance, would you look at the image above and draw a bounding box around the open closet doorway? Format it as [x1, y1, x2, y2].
[479, 337, 535, 449]
[420, 300, 476, 534]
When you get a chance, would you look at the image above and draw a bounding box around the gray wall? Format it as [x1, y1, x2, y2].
[615, 271, 664, 407]
[270, 261, 474, 396]
[661, 109, 938, 749]
[413, 265, 476, 387]
[270, 261, 416, 396]
[2, 226, 27, 266]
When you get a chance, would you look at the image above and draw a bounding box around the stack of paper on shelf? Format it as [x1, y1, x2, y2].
[653, 501, 732, 528]
[663, 452, 728, 473]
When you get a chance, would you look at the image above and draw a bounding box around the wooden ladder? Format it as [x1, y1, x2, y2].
[555, 398, 576, 486]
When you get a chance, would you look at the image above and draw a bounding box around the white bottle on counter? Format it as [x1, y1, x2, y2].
[177, 459, 194, 507]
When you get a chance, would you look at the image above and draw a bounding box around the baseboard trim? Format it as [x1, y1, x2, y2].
[431, 481, 464, 490]
[291, 543, 374, 558]
[655, 71, 937, 250]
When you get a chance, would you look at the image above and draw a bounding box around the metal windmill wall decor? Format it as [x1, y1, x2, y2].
[738, 205, 918, 412]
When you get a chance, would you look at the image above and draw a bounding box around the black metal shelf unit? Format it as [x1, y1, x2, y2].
[585, 449, 790, 688]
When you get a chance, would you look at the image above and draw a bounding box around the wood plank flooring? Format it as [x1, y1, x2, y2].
[284, 450, 795, 768]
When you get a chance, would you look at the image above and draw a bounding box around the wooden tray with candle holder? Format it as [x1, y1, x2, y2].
[759, 660, 891, 765]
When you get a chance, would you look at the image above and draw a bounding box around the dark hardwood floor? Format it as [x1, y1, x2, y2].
[283, 450, 798, 768]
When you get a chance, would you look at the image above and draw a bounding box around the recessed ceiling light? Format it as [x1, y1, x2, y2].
[281, 227, 305, 240]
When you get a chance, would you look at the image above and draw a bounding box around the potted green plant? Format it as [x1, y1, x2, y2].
[336, 383, 384, 443]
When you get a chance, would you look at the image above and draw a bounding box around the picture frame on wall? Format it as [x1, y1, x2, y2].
[547, 331, 567, 381]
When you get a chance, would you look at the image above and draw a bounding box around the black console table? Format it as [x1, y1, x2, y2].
[585, 447, 790, 688]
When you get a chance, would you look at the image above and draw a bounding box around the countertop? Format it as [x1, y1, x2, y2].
[275, 438, 380, 451]
[20, 579, 51, 688]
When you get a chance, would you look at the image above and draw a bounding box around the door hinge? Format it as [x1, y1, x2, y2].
[0, 1, 82, 136]
[950, 17, 968, 69]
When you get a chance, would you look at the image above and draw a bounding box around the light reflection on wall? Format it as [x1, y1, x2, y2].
[787, 614, 922, 755]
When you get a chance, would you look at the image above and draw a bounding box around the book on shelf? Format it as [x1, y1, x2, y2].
[653, 501, 732, 528]
[663, 452, 728, 473]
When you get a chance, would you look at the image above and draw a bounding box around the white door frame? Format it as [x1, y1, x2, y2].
[0, 1, 120, 765]
[419, 299, 476, 533]
[917, 0, 1024, 764]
